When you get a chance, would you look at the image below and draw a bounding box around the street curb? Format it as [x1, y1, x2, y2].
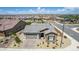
[72, 28, 79, 33]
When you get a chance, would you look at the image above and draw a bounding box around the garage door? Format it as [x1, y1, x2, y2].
[26, 34, 38, 39]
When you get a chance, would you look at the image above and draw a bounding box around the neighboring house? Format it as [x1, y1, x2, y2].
[0, 19, 26, 36]
[22, 23, 57, 42]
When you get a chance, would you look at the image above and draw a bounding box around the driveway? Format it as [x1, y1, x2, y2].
[23, 39, 37, 49]
[17, 33, 37, 49]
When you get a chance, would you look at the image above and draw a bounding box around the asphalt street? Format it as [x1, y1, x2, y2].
[51, 22, 79, 42]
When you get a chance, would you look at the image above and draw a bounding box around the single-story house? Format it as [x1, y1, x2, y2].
[0, 19, 26, 36]
[22, 23, 57, 42]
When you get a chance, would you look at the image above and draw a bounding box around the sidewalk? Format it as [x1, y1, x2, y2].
[72, 27, 79, 33]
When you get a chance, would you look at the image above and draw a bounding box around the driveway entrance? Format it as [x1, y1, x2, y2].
[23, 39, 37, 48]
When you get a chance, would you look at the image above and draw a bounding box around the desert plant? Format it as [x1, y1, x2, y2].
[14, 44, 16, 46]
[42, 41, 44, 44]
[26, 22, 32, 25]
[52, 47, 55, 49]
[64, 36, 67, 38]
[47, 45, 49, 47]
[37, 44, 39, 46]
[15, 37, 21, 44]
[0, 40, 3, 43]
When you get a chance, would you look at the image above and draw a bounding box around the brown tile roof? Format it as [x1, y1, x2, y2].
[0, 19, 19, 31]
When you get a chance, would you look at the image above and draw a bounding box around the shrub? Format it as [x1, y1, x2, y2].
[64, 36, 67, 38]
[47, 45, 49, 47]
[52, 47, 55, 49]
[37, 44, 39, 46]
[14, 44, 16, 46]
[11, 32, 16, 36]
[26, 22, 32, 25]
[15, 37, 21, 44]
[0, 40, 3, 43]
[42, 41, 44, 44]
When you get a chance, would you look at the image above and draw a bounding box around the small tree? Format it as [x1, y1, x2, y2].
[12, 32, 22, 44]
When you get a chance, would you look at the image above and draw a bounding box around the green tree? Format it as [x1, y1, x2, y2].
[59, 15, 79, 24]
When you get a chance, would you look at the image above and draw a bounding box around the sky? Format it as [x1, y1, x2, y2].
[0, 7, 79, 14]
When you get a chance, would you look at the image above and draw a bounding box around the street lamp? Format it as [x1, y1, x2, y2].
[60, 18, 65, 48]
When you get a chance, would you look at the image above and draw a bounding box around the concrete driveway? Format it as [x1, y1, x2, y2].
[18, 33, 37, 48]
[23, 39, 37, 49]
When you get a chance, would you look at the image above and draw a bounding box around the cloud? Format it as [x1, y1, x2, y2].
[0, 7, 79, 14]
[26, 7, 79, 14]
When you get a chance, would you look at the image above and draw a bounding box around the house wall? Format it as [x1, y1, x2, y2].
[24, 33, 40, 39]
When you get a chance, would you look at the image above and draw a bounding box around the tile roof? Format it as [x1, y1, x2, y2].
[0, 19, 19, 31]
[23, 23, 54, 34]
